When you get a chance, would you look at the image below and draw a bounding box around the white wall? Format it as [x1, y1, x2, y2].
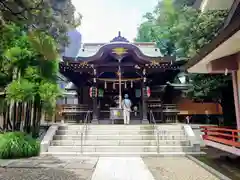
[200, 0, 234, 12]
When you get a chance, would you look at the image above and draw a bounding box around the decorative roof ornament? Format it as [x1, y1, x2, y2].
[112, 47, 127, 56]
[110, 31, 129, 42]
[80, 61, 88, 66]
[151, 60, 160, 65]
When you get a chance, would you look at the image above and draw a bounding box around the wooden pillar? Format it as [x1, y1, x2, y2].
[160, 101, 164, 123]
[142, 68, 148, 124]
[92, 68, 98, 124]
[232, 71, 240, 129]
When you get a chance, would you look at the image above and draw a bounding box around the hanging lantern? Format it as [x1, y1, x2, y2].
[144, 77, 146, 83]
[89, 87, 97, 98]
[124, 82, 127, 89]
[131, 81, 133, 88]
[104, 81, 107, 89]
[147, 86, 151, 97]
[224, 68, 228, 76]
[89, 87, 92, 97]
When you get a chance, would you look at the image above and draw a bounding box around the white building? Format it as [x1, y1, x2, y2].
[193, 0, 235, 12]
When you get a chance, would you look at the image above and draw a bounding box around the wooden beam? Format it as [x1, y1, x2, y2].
[207, 53, 239, 73]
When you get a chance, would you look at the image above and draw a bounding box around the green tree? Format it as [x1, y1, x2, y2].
[0, 0, 81, 133]
[136, 0, 235, 126]
[0, 23, 62, 135]
[0, 0, 82, 49]
[173, 0, 196, 8]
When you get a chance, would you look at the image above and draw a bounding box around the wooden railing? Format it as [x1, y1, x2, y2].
[163, 104, 178, 113]
[148, 104, 178, 112]
[61, 104, 89, 113]
[200, 126, 240, 148]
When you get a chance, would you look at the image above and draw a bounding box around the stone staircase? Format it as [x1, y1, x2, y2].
[45, 124, 200, 156]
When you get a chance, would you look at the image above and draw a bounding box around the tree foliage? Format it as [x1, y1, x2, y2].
[0, 0, 80, 134]
[187, 74, 231, 103]
[173, 0, 196, 8]
[136, 0, 230, 103]
[0, 22, 63, 134]
[3, 28, 62, 112]
[0, 132, 40, 159]
[0, 0, 82, 49]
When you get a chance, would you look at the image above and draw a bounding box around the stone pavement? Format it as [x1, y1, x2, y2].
[0, 155, 221, 180]
[0, 155, 98, 180]
[91, 157, 155, 180]
[143, 156, 220, 180]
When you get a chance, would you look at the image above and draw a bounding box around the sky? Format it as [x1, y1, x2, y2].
[72, 0, 159, 43]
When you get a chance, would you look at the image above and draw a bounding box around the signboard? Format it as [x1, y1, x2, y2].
[135, 89, 141, 98]
[110, 108, 123, 120]
[143, 87, 151, 97]
[98, 89, 104, 97]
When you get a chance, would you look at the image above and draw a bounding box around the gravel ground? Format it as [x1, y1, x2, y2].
[0, 167, 88, 180]
[0, 155, 98, 180]
[143, 156, 220, 180]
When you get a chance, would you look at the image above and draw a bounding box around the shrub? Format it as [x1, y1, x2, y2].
[0, 132, 40, 159]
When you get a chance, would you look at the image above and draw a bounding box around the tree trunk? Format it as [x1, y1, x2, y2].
[7, 104, 12, 130]
[3, 101, 7, 130]
[24, 101, 32, 133]
[16, 102, 23, 131]
[32, 95, 41, 138]
[10, 67, 18, 131]
[35, 102, 42, 137]
[12, 102, 17, 131]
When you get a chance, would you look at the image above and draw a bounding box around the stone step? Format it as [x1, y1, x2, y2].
[58, 125, 183, 131]
[41, 151, 205, 157]
[59, 125, 154, 131]
[53, 134, 188, 140]
[51, 139, 191, 146]
[48, 145, 194, 153]
[55, 129, 185, 136]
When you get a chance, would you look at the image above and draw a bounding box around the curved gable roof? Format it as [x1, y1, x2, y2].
[76, 41, 162, 58]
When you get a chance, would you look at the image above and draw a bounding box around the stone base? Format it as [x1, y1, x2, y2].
[91, 118, 99, 124]
[142, 118, 149, 124]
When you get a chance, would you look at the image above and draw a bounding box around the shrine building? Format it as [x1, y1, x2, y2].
[56, 32, 222, 124]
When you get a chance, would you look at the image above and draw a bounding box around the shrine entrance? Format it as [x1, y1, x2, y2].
[60, 32, 182, 124]
[97, 78, 143, 122]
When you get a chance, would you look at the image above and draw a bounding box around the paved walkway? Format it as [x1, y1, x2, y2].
[0, 155, 221, 180]
[143, 157, 219, 180]
[91, 157, 155, 180]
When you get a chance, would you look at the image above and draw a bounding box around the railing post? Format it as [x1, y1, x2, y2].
[201, 127, 207, 139]
[232, 131, 235, 142]
[157, 131, 160, 153]
[80, 132, 83, 153]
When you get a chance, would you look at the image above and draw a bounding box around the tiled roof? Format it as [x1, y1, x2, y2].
[76, 42, 162, 58]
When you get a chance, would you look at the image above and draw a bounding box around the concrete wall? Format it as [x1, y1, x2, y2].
[200, 0, 234, 12]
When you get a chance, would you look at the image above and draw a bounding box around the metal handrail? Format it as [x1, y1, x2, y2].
[80, 110, 92, 153]
[149, 110, 160, 153]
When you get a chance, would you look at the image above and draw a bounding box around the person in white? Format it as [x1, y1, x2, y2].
[122, 94, 132, 124]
